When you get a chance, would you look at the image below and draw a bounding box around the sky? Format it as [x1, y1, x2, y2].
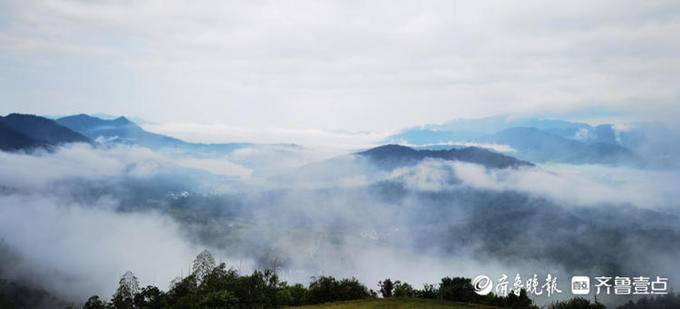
[1, 0, 680, 140]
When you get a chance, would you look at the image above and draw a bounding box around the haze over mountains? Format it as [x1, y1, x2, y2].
[0, 112, 558, 183]
[0, 113, 520, 167]
[0, 113, 541, 171]
[357, 144, 533, 170]
[387, 116, 675, 167]
[56, 114, 274, 153]
[1, 112, 679, 308]
[1, 112, 674, 169]
[0, 114, 90, 151]
[0, 113, 298, 155]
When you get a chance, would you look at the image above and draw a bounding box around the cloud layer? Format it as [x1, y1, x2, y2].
[2, 0, 680, 130]
[0, 194, 199, 300]
[1, 142, 679, 305]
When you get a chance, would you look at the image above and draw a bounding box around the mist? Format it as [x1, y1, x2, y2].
[1, 141, 679, 307]
[0, 195, 198, 300]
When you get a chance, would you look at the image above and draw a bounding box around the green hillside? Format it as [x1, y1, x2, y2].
[293, 298, 500, 308]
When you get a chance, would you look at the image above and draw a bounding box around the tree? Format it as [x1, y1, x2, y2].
[134, 285, 167, 308]
[199, 263, 239, 294]
[393, 281, 415, 298]
[510, 289, 535, 309]
[378, 278, 394, 298]
[199, 290, 238, 308]
[307, 276, 339, 304]
[231, 269, 284, 306]
[111, 271, 139, 309]
[337, 277, 370, 301]
[617, 293, 680, 309]
[439, 277, 475, 302]
[83, 295, 107, 309]
[416, 283, 438, 299]
[548, 297, 606, 309]
[279, 283, 306, 306]
[166, 274, 198, 306]
[192, 249, 216, 283]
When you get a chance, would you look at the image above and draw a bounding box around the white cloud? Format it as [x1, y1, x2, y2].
[1, 0, 679, 130]
[384, 159, 680, 207]
[141, 121, 387, 150]
[0, 143, 252, 193]
[174, 156, 252, 178]
[449, 162, 680, 207]
[2, 140, 680, 303]
[0, 194, 200, 300]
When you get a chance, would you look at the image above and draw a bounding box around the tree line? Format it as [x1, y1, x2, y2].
[56, 250, 672, 309]
[76, 250, 543, 308]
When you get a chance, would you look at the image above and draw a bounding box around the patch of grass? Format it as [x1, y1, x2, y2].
[291, 298, 500, 308]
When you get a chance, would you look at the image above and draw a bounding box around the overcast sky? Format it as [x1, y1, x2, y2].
[1, 0, 680, 138]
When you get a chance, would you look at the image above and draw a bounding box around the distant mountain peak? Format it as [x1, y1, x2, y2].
[357, 144, 533, 169]
[112, 116, 132, 124]
[58, 114, 140, 130]
[0, 114, 90, 150]
[358, 144, 418, 157]
[6, 113, 54, 122]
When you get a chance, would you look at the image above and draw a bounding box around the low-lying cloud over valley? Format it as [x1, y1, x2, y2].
[1, 141, 679, 306]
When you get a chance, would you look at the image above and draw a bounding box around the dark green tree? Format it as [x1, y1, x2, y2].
[111, 271, 139, 309]
[378, 278, 394, 298]
[83, 295, 107, 309]
[337, 277, 370, 301]
[416, 283, 438, 299]
[393, 281, 415, 298]
[279, 283, 306, 306]
[199, 290, 238, 308]
[198, 263, 239, 295]
[306, 276, 339, 304]
[166, 274, 199, 306]
[439, 277, 475, 302]
[133, 285, 167, 308]
[549, 297, 606, 309]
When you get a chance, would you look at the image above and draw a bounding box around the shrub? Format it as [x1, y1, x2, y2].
[337, 277, 370, 301]
[393, 281, 415, 298]
[548, 297, 606, 309]
[439, 277, 475, 302]
[416, 283, 438, 299]
[378, 278, 395, 298]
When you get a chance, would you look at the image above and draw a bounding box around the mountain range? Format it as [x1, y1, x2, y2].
[1, 113, 671, 168]
[55, 114, 255, 152]
[357, 144, 533, 169]
[385, 116, 666, 166]
[0, 113, 293, 154]
[0, 114, 90, 151]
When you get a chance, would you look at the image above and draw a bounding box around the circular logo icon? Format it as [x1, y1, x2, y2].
[473, 275, 493, 296]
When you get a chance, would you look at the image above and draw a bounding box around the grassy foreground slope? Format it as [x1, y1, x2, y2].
[293, 298, 500, 308]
